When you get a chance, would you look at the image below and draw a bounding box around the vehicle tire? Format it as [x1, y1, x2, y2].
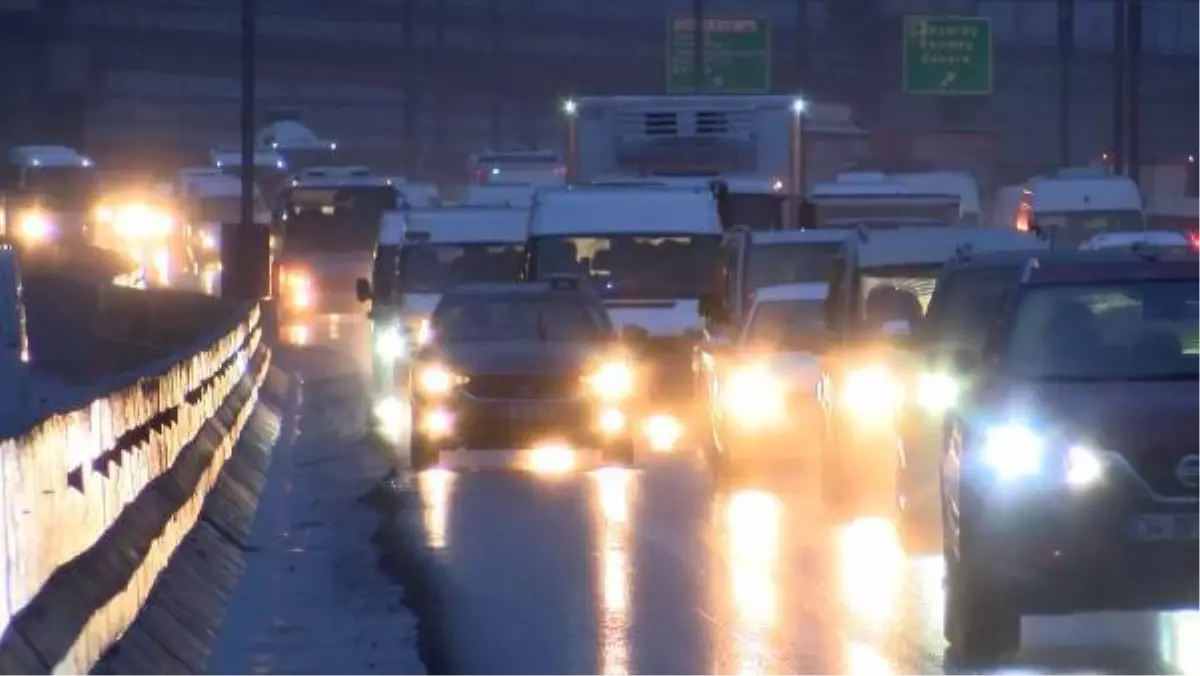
[943, 513, 1021, 662]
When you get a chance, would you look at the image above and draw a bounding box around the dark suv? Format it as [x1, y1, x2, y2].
[940, 248, 1199, 659]
[407, 277, 636, 471]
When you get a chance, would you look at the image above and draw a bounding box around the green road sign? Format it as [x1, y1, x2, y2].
[903, 16, 992, 95]
[667, 17, 770, 94]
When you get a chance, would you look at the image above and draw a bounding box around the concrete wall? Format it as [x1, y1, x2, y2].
[0, 300, 270, 674]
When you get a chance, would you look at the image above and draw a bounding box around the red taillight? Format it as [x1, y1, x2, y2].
[1188, 232, 1198, 249]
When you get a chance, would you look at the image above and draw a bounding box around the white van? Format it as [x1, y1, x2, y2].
[526, 184, 723, 428]
[1010, 167, 1145, 246]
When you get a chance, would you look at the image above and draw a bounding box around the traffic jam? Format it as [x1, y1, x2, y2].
[3, 95, 1197, 672]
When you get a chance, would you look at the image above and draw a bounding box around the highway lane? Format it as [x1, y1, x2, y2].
[294, 318, 1199, 675]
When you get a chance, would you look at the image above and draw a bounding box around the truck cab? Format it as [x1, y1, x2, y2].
[0, 145, 98, 248]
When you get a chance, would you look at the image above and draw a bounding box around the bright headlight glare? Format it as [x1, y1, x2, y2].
[723, 366, 786, 424]
[982, 423, 1045, 479]
[375, 326, 407, 361]
[114, 203, 172, 238]
[917, 372, 960, 414]
[418, 365, 463, 396]
[587, 360, 634, 400]
[18, 210, 51, 242]
[1066, 444, 1105, 487]
[842, 366, 903, 416]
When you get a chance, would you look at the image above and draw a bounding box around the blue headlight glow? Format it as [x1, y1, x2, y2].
[981, 423, 1045, 479]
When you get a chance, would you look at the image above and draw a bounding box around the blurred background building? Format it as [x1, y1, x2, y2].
[0, 0, 1195, 187]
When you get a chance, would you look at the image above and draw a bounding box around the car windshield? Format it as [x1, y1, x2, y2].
[533, 234, 721, 299]
[742, 298, 828, 350]
[433, 296, 608, 343]
[282, 186, 398, 253]
[920, 267, 1019, 353]
[1003, 280, 1199, 381]
[721, 193, 784, 230]
[399, 243, 525, 292]
[746, 242, 842, 290]
[23, 167, 97, 211]
[1032, 209, 1145, 247]
[858, 264, 942, 329]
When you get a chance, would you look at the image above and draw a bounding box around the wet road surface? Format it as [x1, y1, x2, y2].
[262, 314, 1200, 675]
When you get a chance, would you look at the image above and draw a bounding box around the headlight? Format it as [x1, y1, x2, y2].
[841, 366, 904, 419]
[375, 326, 407, 361]
[200, 232, 217, 250]
[282, 270, 314, 308]
[917, 372, 960, 414]
[417, 364, 466, 396]
[17, 210, 52, 244]
[980, 423, 1106, 487]
[723, 365, 787, 426]
[585, 360, 635, 400]
[113, 203, 173, 239]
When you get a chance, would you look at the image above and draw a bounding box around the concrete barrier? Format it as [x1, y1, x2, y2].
[0, 295, 270, 674]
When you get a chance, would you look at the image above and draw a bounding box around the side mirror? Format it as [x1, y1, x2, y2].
[355, 277, 371, 303]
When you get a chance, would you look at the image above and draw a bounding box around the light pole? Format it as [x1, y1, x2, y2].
[562, 98, 578, 183]
[788, 97, 806, 229]
[240, 0, 256, 231]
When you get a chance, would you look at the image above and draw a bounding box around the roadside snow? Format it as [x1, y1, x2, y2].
[208, 372, 424, 675]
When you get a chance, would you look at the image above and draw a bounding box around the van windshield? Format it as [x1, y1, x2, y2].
[721, 193, 784, 230]
[398, 243, 526, 292]
[533, 234, 721, 299]
[1032, 209, 1145, 246]
[746, 242, 842, 290]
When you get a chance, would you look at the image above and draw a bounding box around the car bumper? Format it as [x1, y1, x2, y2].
[973, 489, 1199, 613]
[415, 395, 632, 451]
[719, 402, 825, 456]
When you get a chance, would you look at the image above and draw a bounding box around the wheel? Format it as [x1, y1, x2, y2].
[942, 511, 1021, 661]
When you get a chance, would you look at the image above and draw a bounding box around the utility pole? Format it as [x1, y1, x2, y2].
[239, 0, 256, 231]
[1056, 0, 1074, 167]
[1111, 0, 1127, 175]
[794, 0, 810, 84]
[489, 0, 503, 148]
[692, 0, 705, 92]
[433, 0, 446, 180]
[1126, 0, 1142, 183]
[401, 0, 417, 176]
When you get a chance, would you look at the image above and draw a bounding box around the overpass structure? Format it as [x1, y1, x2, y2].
[0, 250, 280, 673]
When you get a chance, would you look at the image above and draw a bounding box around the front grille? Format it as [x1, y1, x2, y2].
[463, 375, 580, 400]
[1121, 448, 1199, 499]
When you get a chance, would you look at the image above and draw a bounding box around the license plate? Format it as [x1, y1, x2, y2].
[1128, 513, 1200, 542]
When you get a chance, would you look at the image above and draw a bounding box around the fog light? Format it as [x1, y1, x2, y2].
[643, 414, 682, 452]
[421, 408, 454, 438]
[598, 408, 625, 434]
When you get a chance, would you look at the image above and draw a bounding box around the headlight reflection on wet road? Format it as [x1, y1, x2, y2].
[724, 489, 783, 675]
[593, 468, 634, 675]
[838, 517, 903, 636]
[418, 468, 455, 551]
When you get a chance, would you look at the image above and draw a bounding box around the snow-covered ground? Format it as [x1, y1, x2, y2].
[207, 338, 423, 675]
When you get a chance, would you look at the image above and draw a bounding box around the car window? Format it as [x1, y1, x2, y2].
[1003, 280, 1199, 381]
[433, 296, 608, 343]
[742, 298, 827, 350]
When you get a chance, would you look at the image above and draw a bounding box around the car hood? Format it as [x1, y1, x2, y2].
[978, 376, 1198, 449]
[438, 341, 597, 376]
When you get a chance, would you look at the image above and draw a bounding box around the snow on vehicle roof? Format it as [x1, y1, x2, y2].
[750, 229, 854, 245]
[1079, 230, 1190, 250]
[753, 282, 830, 303]
[1026, 170, 1143, 212]
[466, 183, 535, 207]
[8, 145, 91, 167]
[529, 185, 720, 236]
[858, 226, 1042, 268]
[889, 171, 981, 213]
[591, 173, 784, 195]
[210, 148, 285, 168]
[379, 206, 529, 245]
